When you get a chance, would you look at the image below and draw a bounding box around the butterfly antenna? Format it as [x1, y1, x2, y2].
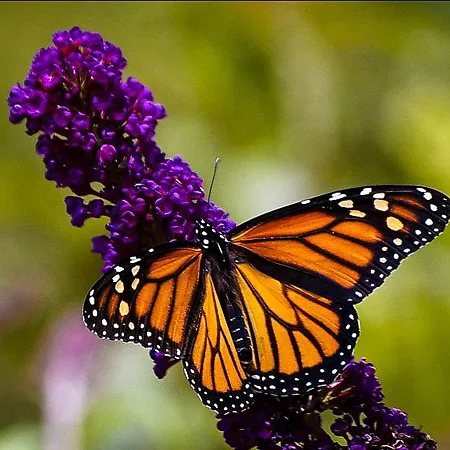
[207, 157, 221, 202]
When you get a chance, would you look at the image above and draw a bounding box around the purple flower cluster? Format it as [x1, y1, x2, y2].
[9, 27, 437, 450]
[218, 359, 437, 450]
[327, 359, 437, 449]
[8, 26, 234, 271]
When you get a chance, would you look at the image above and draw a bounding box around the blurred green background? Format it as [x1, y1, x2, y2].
[1, 2, 450, 449]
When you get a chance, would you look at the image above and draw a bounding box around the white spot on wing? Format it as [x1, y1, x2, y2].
[330, 192, 346, 201]
[130, 256, 141, 263]
[112, 274, 120, 283]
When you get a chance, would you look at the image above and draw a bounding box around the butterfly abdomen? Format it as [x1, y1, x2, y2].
[203, 228, 254, 368]
[212, 278, 253, 367]
[225, 303, 253, 366]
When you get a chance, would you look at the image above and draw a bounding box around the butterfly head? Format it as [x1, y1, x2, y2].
[195, 219, 229, 251]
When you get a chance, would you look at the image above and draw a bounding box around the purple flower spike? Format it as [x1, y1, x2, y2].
[8, 26, 233, 271]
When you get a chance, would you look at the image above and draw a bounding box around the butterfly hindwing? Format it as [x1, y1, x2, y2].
[231, 185, 450, 305]
[183, 271, 254, 414]
[83, 244, 203, 358]
[234, 262, 359, 395]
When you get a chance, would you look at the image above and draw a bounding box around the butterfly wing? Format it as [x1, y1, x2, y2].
[182, 270, 254, 414]
[83, 244, 204, 358]
[227, 185, 450, 396]
[231, 185, 450, 305]
[234, 261, 359, 396]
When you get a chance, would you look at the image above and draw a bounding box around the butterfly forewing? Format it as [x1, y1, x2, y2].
[231, 185, 450, 305]
[83, 244, 203, 358]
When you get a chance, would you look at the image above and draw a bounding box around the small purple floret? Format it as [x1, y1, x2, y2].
[149, 350, 180, 379]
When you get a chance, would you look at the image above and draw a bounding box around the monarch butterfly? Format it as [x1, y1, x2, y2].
[83, 185, 450, 415]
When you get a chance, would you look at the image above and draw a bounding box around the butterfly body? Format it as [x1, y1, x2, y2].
[83, 185, 450, 415]
[196, 219, 254, 367]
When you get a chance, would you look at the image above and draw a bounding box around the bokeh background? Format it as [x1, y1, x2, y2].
[1, 3, 450, 449]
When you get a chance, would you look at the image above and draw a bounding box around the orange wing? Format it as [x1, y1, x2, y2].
[183, 272, 253, 415]
[234, 262, 358, 395]
[83, 244, 203, 358]
[231, 185, 450, 305]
